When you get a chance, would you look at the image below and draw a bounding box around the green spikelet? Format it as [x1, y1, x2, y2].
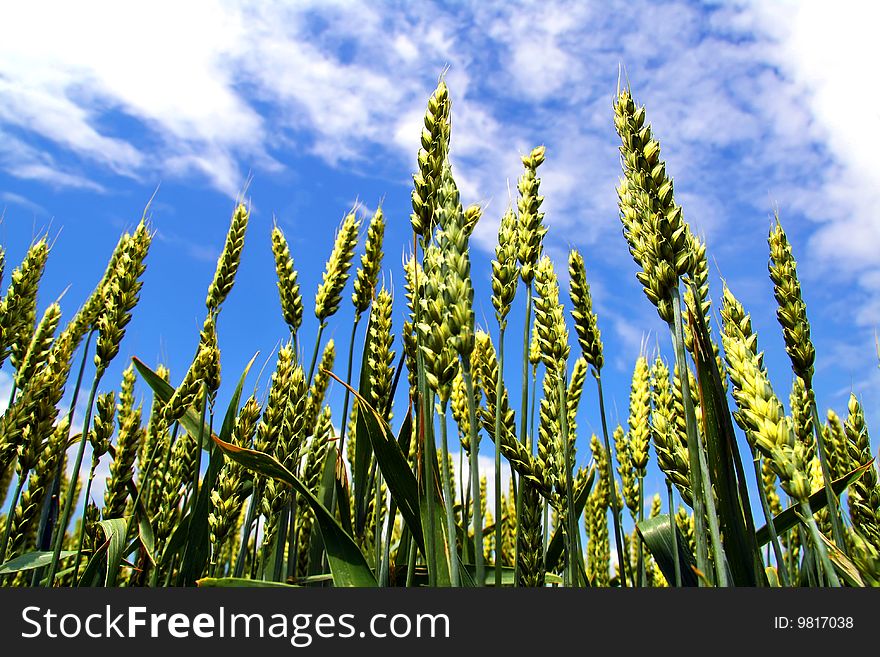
[567, 356, 589, 434]
[436, 163, 476, 357]
[94, 221, 151, 373]
[14, 301, 61, 389]
[271, 225, 304, 334]
[366, 287, 395, 421]
[537, 369, 561, 495]
[533, 256, 570, 375]
[402, 254, 422, 397]
[517, 480, 545, 587]
[568, 249, 604, 372]
[450, 365, 472, 454]
[206, 202, 249, 313]
[163, 316, 217, 423]
[720, 297, 810, 502]
[352, 207, 386, 316]
[254, 342, 296, 456]
[824, 410, 851, 481]
[5, 419, 68, 560]
[90, 392, 116, 461]
[492, 207, 519, 327]
[411, 80, 451, 240]
[417, 242, 457, 401]
[650, 356, 692, 506]
[474, 331, 551, 499]
[768, 217, 815, 384]
[628, 356, 651, 478]
[463, 204, 482, 238]
[516, 146, 548, 284]
[761, 456, 783, 518]
[208, 397, 260, 563]
[675, 505, 696, 556]
[140, 365, 169, 479]
[315, 212, 360, 323]
[613, 89, 693, 323]
[614, 425, 638, 517]
[0, 237, 49, 372]
[844, 394, 880, 547]
[790, 377, 815, 461]
[104, 365, 145, 519]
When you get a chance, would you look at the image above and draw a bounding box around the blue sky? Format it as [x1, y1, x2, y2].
[1, 0, 878, 510]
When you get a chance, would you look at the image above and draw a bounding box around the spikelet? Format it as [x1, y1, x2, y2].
[94, 220, 150, 372]
[760, 456, 783, 517]
[789, 376, 815, 461]
[262, 367, 306, 537]
[63, 228, 136, 350]
[517, 480, 545, 587]
[473, 331, 551, 499]
[402, 254, 422, 396]
[491, 207, 519, 326]
[585, 451, 611, 587]
[721, 302, 810, 501]
[844, 394, 879, 547]
[650, 356, 692, 505]
[90, 392, 116, 460]
[614, 425, 639, 516]
[103, 365, 145, 519]
[533, 256, 570, 375]
[411, 80, 451, 239]
[352, 207, 386, 316]
[1, 321, 76, 476]
[462, 204, 481, 237]
[366, 287, 395, 421]
[163, 316, 217, 423]
[824, 410, 851, 481]
[281, 365, 308, 466]
[436, 164, 476, 357]
[153, 431, 197, 557]
[628, 356, 651, 478]
[315, 212, 360, 323]
[14, 302, 61, 389]
[206, 202, 249, 313]
[0, 459, 13, 510]
[5, 418, 69, 560]
[140, 365, 169, 477]
[613, 89, 692, 323]
[537, 366, 561, 489]
[254, 342, 296, 455]
[650, 493, 662, 518]
[516, 146, 547, 284]
[675, 505, 696, 556]
[271, 225, 303, 334]
[417, 242, 457, 401]
[568, 249, 604, 372]
[567, 356, 589, 433]
[768, 217, 815, 384]
[450, 365, 471, 454]
[0, 237, 49, 371]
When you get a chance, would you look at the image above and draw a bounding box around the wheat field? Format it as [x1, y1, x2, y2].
[0, 80, 877, 588]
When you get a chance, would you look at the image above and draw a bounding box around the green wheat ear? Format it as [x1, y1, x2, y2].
[315, 211, 360, 323]
[613, 87, 693, 323]
[768, 216, 815, 384]
[206, 202, 249, 313]
[271, 224, 303, 334]
[411, 80, 451, 240]
[516, 146, 547, 285]
[568, 249, 603, 372]
[352, 206, 386, 316]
